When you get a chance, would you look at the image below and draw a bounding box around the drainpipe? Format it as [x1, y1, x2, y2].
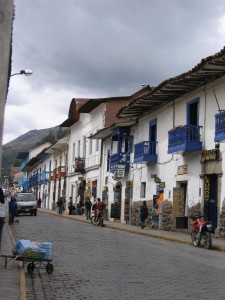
[203, 86, 207, 150]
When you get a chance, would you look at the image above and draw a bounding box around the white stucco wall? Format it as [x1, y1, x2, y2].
[67, 103, 105, 203]
[128, 75, 225, 216]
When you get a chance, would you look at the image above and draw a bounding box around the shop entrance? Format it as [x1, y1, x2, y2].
[110, 183, 122, 220]
[204, 174, 218, 231]
[173, 181, 188, 229]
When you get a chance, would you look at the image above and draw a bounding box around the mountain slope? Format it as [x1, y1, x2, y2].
[2, 126, 60, 174]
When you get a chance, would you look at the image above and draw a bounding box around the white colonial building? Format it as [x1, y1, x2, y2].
[20, 142, 52, 204]
[94, 47, 225, 234]
[16, 46, 225, 236]
[60, 95, 136, 211]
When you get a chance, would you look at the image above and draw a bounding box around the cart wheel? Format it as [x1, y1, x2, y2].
[27, 262, 35, 273]
[46, 263, 54, 274]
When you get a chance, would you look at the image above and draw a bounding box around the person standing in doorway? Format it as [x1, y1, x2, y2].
[37, 197, 42, 208]
[57, 197, 64, 215]
[68, 197, 73, 215]
[140, 200, 149, 229]
[0, 187, 7, 251]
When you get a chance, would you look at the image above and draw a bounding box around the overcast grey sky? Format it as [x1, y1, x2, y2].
[3, 0, 225, 144]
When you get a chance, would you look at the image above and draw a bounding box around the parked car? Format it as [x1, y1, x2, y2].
[15, 193, 37, 216]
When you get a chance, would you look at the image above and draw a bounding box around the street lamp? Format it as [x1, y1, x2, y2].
[11, 69, 33, 77]
[0, 68, 33, 184]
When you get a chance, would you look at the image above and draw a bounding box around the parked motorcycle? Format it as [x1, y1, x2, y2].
[191, 215, 213, 249]
[91, 209, 104, 227]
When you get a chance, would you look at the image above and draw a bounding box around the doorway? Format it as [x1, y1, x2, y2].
[204, 174, 218, 231]
[110, 183, 122, 220]
[173, 181, 188, 229]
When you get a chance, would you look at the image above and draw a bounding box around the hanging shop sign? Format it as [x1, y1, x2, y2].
[74, 157, 85, 172]
[200, 149, 219, 163]
[154, 177, 161, 184]
[177, 165, 188, 175]
[112, 173, 121, 181]
[117, 164, 125, 177]
[158, 182, 165, 188]
[126, 180, 133, 188]
[204, 176, 210, 203]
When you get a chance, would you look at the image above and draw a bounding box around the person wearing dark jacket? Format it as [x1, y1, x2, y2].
[84, 198, 92, 220]
[8, 196, 17, 225]
[56, 197, 64, 215]
[140, 200, 148, 229]
[0, 187, 7, 251]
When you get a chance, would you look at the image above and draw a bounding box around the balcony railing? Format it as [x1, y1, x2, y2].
[57, 166, 66, 178]
[38, 171, 50, 184]
[214, 111, 225, 142]
[29, 173, 38, 187]
[18, 176, 28, 187]
[134, 141, 157, 163]
[168, 125, 202, 154]
[74, 157, 85, 173]
[50, 168, 57, 181]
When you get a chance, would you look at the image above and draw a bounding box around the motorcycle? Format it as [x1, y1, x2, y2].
[91, 209, 104, 227]
[191, 215, 213, 250]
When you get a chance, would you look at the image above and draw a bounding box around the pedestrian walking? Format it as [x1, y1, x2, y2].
[8, 195, 17, 224]
[0, 187, 7, 251]
[84, 197, 92, 220]
[56, 197, 64, 215]
[140, 200, 149, 229]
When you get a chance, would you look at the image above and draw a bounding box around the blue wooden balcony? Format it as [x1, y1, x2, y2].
[29, 173, 38, 187]
[38, 171, 50, 184]
[110, 152, 130, 173]
[18, 177, 29, 189]
[134, 141, 157, 163]
[23, 180, 30, 190]
[168, 125, 202, 154]
[214, 111, 225, 142]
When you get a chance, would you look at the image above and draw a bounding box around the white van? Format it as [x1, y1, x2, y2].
[16, 193, 37, 216]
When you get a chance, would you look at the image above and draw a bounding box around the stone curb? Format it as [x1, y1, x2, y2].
[6, 223, 27, 300]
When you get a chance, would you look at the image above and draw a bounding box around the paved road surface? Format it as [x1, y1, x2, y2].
[11, 212, 225, 300]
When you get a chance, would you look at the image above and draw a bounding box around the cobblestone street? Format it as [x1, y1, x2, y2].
[10, 212, 225, 300]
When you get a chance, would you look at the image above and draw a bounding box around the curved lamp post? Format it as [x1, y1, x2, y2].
[11, 69, 33, 77]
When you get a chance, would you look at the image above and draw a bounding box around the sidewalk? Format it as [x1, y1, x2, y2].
[41, 208, 225, 252]
[0, 223, 22, 300]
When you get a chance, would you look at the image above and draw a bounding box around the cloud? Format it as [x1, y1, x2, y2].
[3, 0, 225, 144]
